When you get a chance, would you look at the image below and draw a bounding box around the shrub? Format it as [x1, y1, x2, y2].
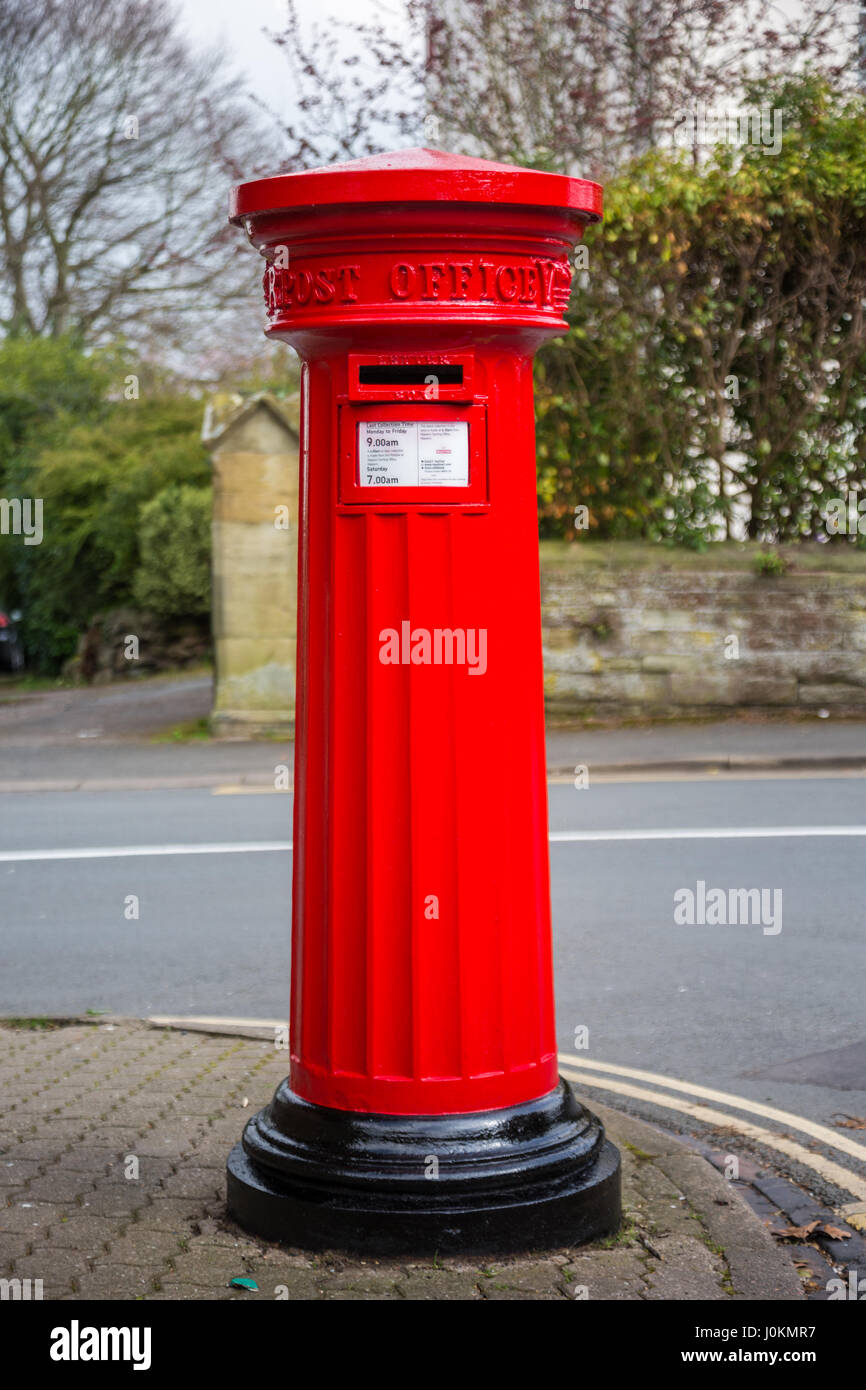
[133, 483, 211, 619]
[10, 395, 210, 669]
[754, 550, 788, 578]
[536, 77, 866, 545]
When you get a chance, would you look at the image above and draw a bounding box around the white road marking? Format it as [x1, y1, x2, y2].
[550, 826, 866, 841]
[0, 842, 292, 862]
[5, 825, 866, 862]
[557, 1053, 866, 1163]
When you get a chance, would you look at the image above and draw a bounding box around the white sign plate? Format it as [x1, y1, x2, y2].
[358, 420, 469, 487]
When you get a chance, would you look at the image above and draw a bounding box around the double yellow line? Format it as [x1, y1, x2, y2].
[558, 1053, 866, 1204]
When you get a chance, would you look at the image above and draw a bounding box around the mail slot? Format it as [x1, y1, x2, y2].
[226, 147, 621, 1254]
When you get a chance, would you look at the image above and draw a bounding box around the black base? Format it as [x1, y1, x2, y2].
[226, 1077, 621, 1255]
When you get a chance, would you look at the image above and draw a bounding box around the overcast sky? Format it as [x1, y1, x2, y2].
[176, 0, 410, 124]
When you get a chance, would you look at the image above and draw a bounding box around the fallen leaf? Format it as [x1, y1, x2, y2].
[819, 1225, 852, 1241]
[831, 1114, 866, 1130]
[770, 1220, 820, 1240]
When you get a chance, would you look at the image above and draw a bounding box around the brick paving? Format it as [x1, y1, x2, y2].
[0, 1022, 804, 1302]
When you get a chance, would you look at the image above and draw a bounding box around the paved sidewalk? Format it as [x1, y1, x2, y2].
[0, 716, 864, 792]
[0, 1022, 803, 1301]
[546, 717, 866, 776]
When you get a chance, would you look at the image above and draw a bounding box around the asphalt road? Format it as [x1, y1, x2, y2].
[1, 775, 864, 1144]
[0, 672, 212, 743]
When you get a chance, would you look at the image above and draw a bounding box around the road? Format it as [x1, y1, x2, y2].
[0, 671, 212, 744]
[1, 772, 864, 1201]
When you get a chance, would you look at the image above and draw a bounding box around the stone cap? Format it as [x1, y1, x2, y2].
[201, 391, 300, 449]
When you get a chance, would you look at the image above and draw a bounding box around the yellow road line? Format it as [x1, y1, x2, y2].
[213, 772, 866, 793]
[558, 1054, 866, 1165]
[211, 785, 290, 795]
[547, 769, 866, 785]
[559, 1066, 866, 1201]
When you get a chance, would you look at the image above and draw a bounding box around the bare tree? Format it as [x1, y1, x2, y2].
[267, 0, 423, 167]
[0, 0, 277, 352]
[271, 0, 854, 177]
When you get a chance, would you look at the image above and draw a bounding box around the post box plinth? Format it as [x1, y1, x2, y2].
[226, 148, 621, 1254]
[227, 1080, 620, 1254]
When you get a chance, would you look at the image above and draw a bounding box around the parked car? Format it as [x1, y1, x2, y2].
[0, 608, 24, 671]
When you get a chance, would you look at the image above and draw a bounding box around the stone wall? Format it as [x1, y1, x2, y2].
[64, 609, 209, 684]
[540, 544, 866, 719]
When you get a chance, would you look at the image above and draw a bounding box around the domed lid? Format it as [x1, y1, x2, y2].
[230, 147, 602, 222]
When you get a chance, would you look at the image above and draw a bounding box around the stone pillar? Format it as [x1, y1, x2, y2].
[203, 392, 299, 737]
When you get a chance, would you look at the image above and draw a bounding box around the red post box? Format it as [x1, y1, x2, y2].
[226, 148, 620, 1252]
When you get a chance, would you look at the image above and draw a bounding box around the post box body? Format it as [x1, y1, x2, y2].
[295, 349, 556, 1116]
[226, 150, 621, 1251]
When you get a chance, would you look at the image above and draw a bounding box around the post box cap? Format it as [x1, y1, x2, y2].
[230, 147, 602, 223]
